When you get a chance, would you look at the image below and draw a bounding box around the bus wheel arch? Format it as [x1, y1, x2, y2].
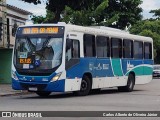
[75, 73, 92, 96]
[118, 72, 135, 92]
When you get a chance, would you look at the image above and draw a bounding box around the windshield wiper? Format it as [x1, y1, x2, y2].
[26, 37, 35, 52]
[42, 36, 51, 48]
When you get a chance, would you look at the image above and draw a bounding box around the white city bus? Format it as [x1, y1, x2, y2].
[12, 23, 153, 96]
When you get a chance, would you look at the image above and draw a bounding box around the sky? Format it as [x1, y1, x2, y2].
[140, 0, 160, 18]
[6, 0, 160, 19]
[7, 0, 46, 16]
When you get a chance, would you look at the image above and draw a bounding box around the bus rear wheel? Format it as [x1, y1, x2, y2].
[36, 91, 51, 97]
[118, 74, 135, 92]
[75, 75, 91, 96]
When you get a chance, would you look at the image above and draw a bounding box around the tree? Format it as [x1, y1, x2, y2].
[21, 0, 90, 22]
[130, 20, 160, 63]
[150, 9, 160, 18]
[104, 0, 142, 29]
[31, 15, 45, 24]
[62, 0, 109, 26]
[31, 10, 54, 23]
[21, 0, 142, 29]
[62, 0, 142, 29]
[21, 0, 41, 4]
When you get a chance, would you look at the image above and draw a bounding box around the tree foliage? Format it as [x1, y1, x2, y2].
[31, 10, 54, 23]
[21, 0, 94, 22]
[62, 0, 142, 29]
[130, 20, 160, 63]
[150, 9, 160, 18]
[21, 0, 142, 29]
[104, 0, 142, 29]
[21, 0, 41, 4]
[62, 0, 109, 26]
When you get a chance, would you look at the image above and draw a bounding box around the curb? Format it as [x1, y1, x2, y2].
[0, 91, 30, 97]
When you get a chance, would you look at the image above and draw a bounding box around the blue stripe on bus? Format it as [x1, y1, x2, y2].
[66, 58, 153, 79]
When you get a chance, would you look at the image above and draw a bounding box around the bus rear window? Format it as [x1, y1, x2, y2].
[144, 42, 152, 59]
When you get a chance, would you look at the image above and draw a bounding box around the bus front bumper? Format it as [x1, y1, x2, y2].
[12, 79, 65, 92]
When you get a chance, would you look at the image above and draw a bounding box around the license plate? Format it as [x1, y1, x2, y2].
[29, 87, 38, 91]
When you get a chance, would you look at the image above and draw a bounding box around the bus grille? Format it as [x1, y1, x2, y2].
[20, 83, 47, 91]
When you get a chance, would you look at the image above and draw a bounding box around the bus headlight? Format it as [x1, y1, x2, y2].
[12, 71, 18, 80]
[51, 72, 62, 82]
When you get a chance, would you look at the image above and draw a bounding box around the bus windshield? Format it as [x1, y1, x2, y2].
[14, 37, 63, 70]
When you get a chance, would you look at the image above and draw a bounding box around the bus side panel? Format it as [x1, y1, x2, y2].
[93, 58, 113, 88]
[109, 59, 127, 87]
[65, 58, 96, 92]
[79, 58, 129, 89]
[139, 59, 153, 84]
[122, 59, 153, 84]
[65, 58, 153, 92]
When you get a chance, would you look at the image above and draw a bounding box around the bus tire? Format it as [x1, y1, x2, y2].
[118, 74, 135, 92]
[75, 75, 91, 96]
[36, 91, 51, 97]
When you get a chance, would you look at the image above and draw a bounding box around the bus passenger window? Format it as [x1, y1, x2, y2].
[66, 39, 80, 61]
[144, 42, 152, 59]
[111, 38, 122, 58]
[134, 41, 143, 59]
[96, 36, 110, 58]
[123, 39, 133, 58]
[66, 39, 72, 61]
[72, 40, 80, 58]
[65, 39, 80, 70]
[83, 34, 96, 57]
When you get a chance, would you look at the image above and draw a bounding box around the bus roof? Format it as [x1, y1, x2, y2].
[19, 23, 153, 43]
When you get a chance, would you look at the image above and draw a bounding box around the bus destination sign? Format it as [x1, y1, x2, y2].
[22, 27, 59, 34]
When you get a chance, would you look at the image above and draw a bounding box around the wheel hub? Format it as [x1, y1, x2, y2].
[81, 80, 87, 91]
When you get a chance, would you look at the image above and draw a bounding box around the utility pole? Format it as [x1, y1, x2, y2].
[0, 0, 7, 48]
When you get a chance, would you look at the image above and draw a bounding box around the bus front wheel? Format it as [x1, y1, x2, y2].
[75, 75, 91, 96]
[36, 91, 51, 97]
[118, 74, 135, 92]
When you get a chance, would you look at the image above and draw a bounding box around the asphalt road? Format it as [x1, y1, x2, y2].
[0, 78, 160, 120]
